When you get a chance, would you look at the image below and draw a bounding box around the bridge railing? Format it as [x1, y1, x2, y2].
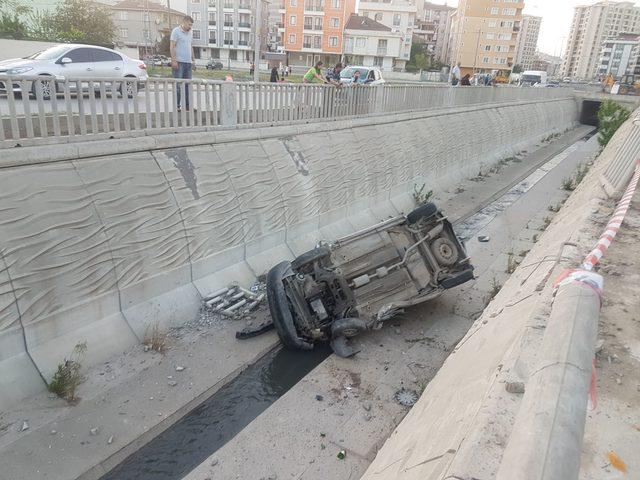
[0, 75, 572, 148]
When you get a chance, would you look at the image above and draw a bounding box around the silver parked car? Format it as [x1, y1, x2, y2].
[0, 44, 149, 98]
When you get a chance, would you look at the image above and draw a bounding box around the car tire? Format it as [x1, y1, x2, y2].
[30, 75, 55, 100]
[407, 202, 438, 225]
[431, 237, 460, 266]
[331, 318, 368, 338]
[291, 246, 331, 272]
[266, 261, 314, 351]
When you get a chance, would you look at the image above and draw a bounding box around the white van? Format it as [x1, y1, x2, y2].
[519, 70, 548, 87]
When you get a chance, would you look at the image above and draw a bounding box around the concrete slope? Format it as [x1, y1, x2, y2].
[360, 110, 639, 479]
[0, 98, 578, 410]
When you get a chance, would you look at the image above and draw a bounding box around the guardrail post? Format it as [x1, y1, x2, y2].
[374, 85, 385, 114]
[220, 82, 238, 126]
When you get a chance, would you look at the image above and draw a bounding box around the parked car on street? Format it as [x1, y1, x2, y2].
[206, 59, 224, 70]
[0, 44, 148, 99]
[266, 202, 474, 357]
[149, 55, 171, 66]
[339, 66, 385, 85]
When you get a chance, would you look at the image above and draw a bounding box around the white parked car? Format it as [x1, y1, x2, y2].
[339, 66, 385, 86]
[0, 44, 148, 98]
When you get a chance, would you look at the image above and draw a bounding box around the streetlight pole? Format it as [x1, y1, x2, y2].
[253, 0, 262, 82]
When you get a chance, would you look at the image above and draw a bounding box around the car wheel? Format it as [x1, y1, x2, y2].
[30, 76, 55, 100]
[291, 246, 331, 272]
[331, 318, 368, 338]
[266, 261, 314, 351]
[119, 77, 137, 98]
[407, 202, 438, 225]
[431, 237, 459, 266]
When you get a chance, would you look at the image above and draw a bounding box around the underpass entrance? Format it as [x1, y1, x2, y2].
[580, 100, 601, 127]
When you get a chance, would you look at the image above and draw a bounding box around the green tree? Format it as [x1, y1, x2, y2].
[597, 100, 631, 147]
[512, 64, 523, 74]
[32, 0, 115, 45]
[0, 0, 30, 39]
[406, 43, 431, 72]
[157, 32, 171, 56]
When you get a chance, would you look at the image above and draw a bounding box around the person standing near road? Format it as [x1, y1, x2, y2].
[451, 62, 461, 86]
[270, 66, 279, 83]
[170, 15, 195, 111]
[303, 61, 327, 83]
[249, 61, 255, 76]
[460, 73, 471, 86]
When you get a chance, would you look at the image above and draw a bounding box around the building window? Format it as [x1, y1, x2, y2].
[289, 33, 296, 43]
[119, 10, 127, 20]
[290, 0, 296, 5]
[304, 16, 312, 29]
[393, 13, 400, 26]
[330, 17, 339, 28]
[490, 7, 498, 14]
[143, 12, 150, 22]
[229, 50, 237, 60]
[483, 56, 489, 63]
[192, 0, 201, 3]
[502, 8, 516, 15]
[488, 20, 497, 27]
[192, 11, 201, 21]
[143, 29, 150, 40]
[486, 33, 494, 39]
[290, 15, 296, 25]
[193, 29, 201, 39]
[484, 45, 491, 51]
[314, 17, 322, 30]
[356, 37, 365, 47]
[329, 36, 338, 46]
[332, 0, 339, 7]
[119, 28, 128, 38]
[313, 36, 321, 48]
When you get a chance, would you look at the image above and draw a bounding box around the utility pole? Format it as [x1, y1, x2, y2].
[253, 0, 262, 83]
[167, 0, 173, 30]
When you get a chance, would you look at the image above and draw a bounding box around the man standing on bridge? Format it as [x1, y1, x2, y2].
[170, 15, 195, 111]
[451, 62, 461, 86]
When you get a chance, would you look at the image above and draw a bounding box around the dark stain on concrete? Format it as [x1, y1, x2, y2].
[280, 137, 309, 175]
[167, 148, 200, 200]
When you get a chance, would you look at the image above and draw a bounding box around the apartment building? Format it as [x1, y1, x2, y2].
[561, 1, 640, 81]
[343, 14, 405, 70]
[111, 0, 185, 56]
[514, 14, 541, 70]
[532, 51, 562, 77]
[357, 0, 416, 69]
[414, 1, 455, 64]
[449, 0, 524, 76]
[188, 0, 269, 68]
[597, 33, 640, 78]
[281, 0, 356, 68]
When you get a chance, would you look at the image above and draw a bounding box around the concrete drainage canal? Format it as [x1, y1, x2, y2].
[99, 129, 597, 480]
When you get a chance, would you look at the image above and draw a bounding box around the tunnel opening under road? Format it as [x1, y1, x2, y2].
[580, 100, 601, 127]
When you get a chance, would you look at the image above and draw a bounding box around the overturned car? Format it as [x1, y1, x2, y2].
[266, 202, 474, 357]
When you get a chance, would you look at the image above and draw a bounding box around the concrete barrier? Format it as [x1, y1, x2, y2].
[0, 98, 578, 409]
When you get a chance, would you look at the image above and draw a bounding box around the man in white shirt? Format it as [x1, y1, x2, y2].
[451, 62, 461, 86]
[170, 15, 195, 111]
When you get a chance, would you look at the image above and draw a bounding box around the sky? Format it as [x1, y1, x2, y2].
[427, 0, 640, 56]
[169, 0, 640, 56]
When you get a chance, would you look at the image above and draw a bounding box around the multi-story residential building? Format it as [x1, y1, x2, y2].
[413, 1, 454, 64]
[358, 0, 416, 70]
[111, 0, 185, 57]
[514, 14, 541, 70]
[282, 0, 356, 68]
[188, 0, 269, 68]
[597, 33, 640, 78]
[343, 14, 405, 70]
[561, 1, 640, 81]
[449, 0, 524, 76]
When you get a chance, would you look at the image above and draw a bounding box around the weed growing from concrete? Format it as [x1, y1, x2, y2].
[413, 184, 434, 206]
[541, 216, 552, 229]
[548, 203, 561, 212]
[506, 252, 518, 274]
[454, 186, 465, 194]
[144, 322, 168, 353]
[561, 178, 575, 191]
[532, 234, 539, 243]
[487, 276, 502, 303]
[574, 163, 590, 186]
[519, 249, 530, 258]
[48, 341, 88, 403]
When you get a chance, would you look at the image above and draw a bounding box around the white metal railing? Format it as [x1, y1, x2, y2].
[0, 75, 572, 148]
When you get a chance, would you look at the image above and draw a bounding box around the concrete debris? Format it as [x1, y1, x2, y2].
[363, 402, 372, 411]
[50, 430, 57, 435]
[210, 459, 219, 467]
[168, 380, 178, 387]
[107, 435, 114, 445]
[315, 394, 324, 401]
[20, 421, 29, 432]
[175, 366, 185, 372]
[478, 235, 491, 242]
[595, 339, 605, 353]
[89, 427, 99, 436]
[188, 283, 268, 329]
[505, 381, 526, 394]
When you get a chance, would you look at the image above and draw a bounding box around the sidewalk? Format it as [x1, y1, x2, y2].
[580, 192, 640, 479]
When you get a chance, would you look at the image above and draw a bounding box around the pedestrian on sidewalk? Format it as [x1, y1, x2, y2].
[287, 65, 292, 76]
[451, 62, 461, 86]
[170, 15, 195, 111]
[460, 73, 471, 86]
[270, 66, 279, 83]
[249, 61, 255, 76]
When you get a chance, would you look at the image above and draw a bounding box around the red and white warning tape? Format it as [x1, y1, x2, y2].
[582, 159, 640, 271]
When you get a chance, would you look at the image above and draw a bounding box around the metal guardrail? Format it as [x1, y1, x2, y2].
[0, 75, 572, 148]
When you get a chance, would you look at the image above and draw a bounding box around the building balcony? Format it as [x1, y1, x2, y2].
[209, 38, 217, 44]
[276, 21, 284, 28]
[223, 3, 233, 7]
[224, 21, 233, 26]
[238, 4, 251, 10]
[303, 42, 312, 48]
[238, 40, 249, 45]
[377, 48, 387, 56]
[224, 40, 233, 45]
[209, 20, 217, 26]
[238, 21, 251, 28]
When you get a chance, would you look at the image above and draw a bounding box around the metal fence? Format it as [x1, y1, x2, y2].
[0, 75, 572, 148]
